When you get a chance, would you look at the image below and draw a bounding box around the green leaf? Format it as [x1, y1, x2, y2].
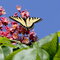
[0, 37, 11, 44]
[2, 46, 13, 57]
[5, 44, 50, 60]
[53, 45, 60, 60]
[3, 43, 16, 48]
[0, 37, 17, 48]
[0, 46, 13, 60]
[0, 46, 4, 60]
[59, 43, 60, 47]
[16, 44, 29, 49]
[57, 31, 60, 37]
[38, 33, 58, 59]
[0, 36, 29, 49]
[10, 39, 29, 49]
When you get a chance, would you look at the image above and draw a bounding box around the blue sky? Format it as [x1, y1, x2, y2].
[0, 0, 60, 39]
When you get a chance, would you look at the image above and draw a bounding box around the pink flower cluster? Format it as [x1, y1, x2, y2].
[0, 6, 38, 45]
[15, 5, 30, 18]
[0, 6, 6, 16]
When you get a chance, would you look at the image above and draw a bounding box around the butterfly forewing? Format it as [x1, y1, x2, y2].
[26, 17, 41, 28]
[31, 17, 41, 23]
[9, 16, 26, 27]
[9, 16, 41, 29]
[26, 18, 33, 28]
[20, 18, 26, 27]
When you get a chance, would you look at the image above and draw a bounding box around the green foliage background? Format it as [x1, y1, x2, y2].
[0, 32, 60, 60]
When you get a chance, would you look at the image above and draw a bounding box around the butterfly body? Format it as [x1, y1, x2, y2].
[9, 16, 42, 29]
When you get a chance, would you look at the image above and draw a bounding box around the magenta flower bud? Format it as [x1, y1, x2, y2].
[14, 12, 18, 17]
[0, 6, 6, 16]
[20, 10, 30, 18]
[16, 5, 21, 12]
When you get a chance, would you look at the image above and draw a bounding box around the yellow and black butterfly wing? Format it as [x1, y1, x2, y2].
[9, 16, 26, 27]
[9, 16, 42, 29]
[26, 17, 41, 28]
